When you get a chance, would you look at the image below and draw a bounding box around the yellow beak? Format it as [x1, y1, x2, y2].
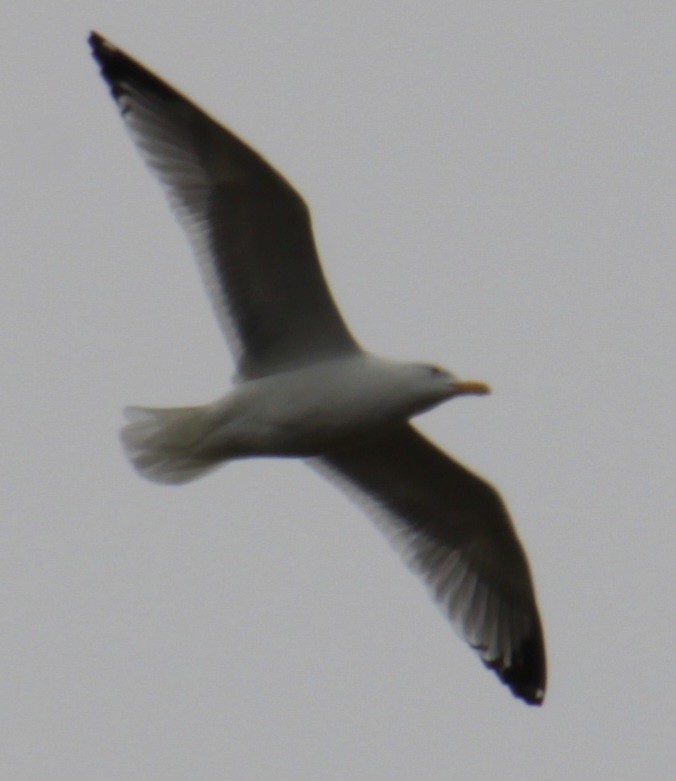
[452, 380, 491, 396]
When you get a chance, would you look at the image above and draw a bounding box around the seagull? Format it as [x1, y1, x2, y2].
[89, 32, 546, 705]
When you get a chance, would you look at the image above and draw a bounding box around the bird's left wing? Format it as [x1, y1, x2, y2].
[311, 424, 546, 705]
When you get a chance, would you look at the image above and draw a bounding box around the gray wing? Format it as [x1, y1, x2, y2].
[312, 424, 546, 705]
[89, 32, 360, 378]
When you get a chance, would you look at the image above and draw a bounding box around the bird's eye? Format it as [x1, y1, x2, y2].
[429, 365, 443, 376]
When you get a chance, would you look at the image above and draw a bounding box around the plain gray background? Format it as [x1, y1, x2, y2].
[3, 2, 674, 779]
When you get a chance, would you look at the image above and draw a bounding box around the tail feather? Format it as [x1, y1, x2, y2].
[121, 405, 224, 484]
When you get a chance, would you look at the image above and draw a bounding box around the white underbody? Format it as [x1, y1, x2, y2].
[122, 354, 456, 483]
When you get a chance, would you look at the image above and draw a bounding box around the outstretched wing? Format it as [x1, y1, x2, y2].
[312, 424, 546, 705]
[89, 32, 360, 378]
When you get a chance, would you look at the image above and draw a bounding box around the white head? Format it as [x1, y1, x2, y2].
[413, 361, 489, 399]
[376, 359, 491, 419]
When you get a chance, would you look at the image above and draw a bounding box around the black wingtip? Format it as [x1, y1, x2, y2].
[88, 30, 105, 50]
[484, 631, 547, 706]
[88, 31, 117, 65]
[88, 31, 130, 103]
[89, 31, 183, 109]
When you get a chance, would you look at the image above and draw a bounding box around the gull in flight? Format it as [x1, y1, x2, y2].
[89, 32, 546, 705]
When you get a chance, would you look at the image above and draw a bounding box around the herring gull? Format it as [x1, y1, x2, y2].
[89, 32, 546, 705]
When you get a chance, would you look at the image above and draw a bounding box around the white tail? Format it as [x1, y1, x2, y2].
[121, 405, 225, 484]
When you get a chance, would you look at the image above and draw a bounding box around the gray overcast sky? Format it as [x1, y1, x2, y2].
[3, 2, 675, 779]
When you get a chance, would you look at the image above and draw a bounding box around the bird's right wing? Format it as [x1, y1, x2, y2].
[311, 424, 546, 705]
[90, 32, 360, 378]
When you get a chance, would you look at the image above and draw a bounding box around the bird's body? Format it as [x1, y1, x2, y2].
[90, 32, 546, 705]
[124, 355, 485, 482]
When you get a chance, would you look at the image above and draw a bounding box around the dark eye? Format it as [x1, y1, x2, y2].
[429, 365, 443, 376]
